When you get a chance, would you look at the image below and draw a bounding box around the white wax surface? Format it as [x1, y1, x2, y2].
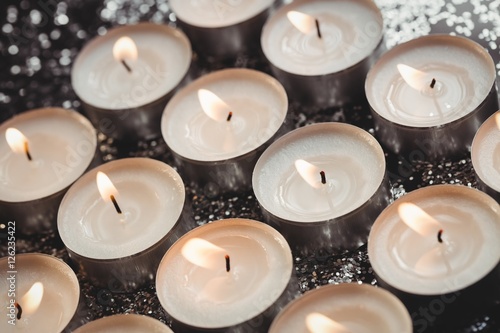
[365, 35, 495, 127]
[368, 185, 500, 295]
[161, 68, 287, 161]
[472, 111, 500, 192]
[269, 284, 411, 333]
[0, 107, 96, 202]
[261, 0, 383, 76]
[252, 123, 385, 222]
[58, 158, 185, 260]
[0, 254, 79, 333]
[72, 23, 191, 110]
[74, 314, 173, 333]
[156, 219, 293, 329]
[170, 0, 273, 28]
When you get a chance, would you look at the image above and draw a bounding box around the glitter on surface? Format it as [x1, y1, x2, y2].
[0, 0, 500, 332]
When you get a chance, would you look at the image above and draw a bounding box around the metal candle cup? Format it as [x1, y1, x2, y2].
[0, 107, 98, 235]
[252, 123, 390, 255]
[156, 218, 297, 333]
[74, 314, 173, 333]
[170, 0, 276, 61]
[471, 111, 500, 203]
[57, 158, 190, 291]
[161, 68, 289, 193]
[365, 35, 498, 161]
[269, 284, 412, 333]
[0, 253, 80, 333]
[368, 185, 500, 329]
[261, 0, 385, 109]
[71, 23, 193, 142]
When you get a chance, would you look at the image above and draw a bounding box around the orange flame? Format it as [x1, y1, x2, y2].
[398, 202, 441, 237]
[397, 64, 433, 91]
[295, 159, 323, 189]
[5, 128, 29, 155]
[112, 36, 138, 62]
[181, 238, 226, 270]
[495, 113, 500, 131]
[287, 11, 316, 34]
[96, 171, 119, 202]
[19, 282, 44, 317]
[198, 89, 233, 122]
[306, 313, 351, 333]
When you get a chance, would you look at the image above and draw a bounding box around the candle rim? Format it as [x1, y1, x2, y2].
[0, 107, 97, 202]
[261, 0, 384, 76]
[170, 0, 274, 28]
[71, 22, 192, 110]
[269, 283, 412, 333]
[161, 68, 288, 162]
[252, 122, 386, 223]
[73, 314, 173, 333]
[156, 218, 293, 329]
[471, 110, 500, 192]
[368, 184, 500, 295]
[365, 34, 497, 128]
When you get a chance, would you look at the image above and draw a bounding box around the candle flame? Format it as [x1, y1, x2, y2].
[397, 64, 433, 91]
[112, 36, 138, 62]
[295, 159, 323, 189]
[96, 171, 119, 202]
[181, 238, 226, 270]
[495, 113, 500, 131]
[19, 282, 44, 317]
[198, 89, 233, 123]
[5, 128, 29, 155]
[398, 202, 441, 237]
[306, 313, 351, 333]
[287, 11, 317, 34]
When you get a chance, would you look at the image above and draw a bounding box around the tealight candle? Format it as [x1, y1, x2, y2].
[471, 111, 500, 202]
[0, 107, 97, 234]
[73, 314, 173, 333]
[58, 158, 190, 291]
[72, 23, 193, 141]
[170, 0, 275, 60]
[365, 34, 498, 160]
[0, 253, 79, 333]
[261, 0, 384, 108]
[252, 123, 389, 254]
[156, 218, 297, 333]
[269, 283, 412, 333]
[368, 185, 500, 328]
[161, 68, 289, 193]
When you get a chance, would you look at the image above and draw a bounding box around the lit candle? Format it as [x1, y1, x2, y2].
[71, 23, 193, 141]
[170, 0, 275, 60]
[261, 0, 384, 108]
[0, 253, 79, 332]
[161, 68, 288, 193]
[368, 185, 500, 327]
[365, 35, 498, 160]
[73, 314, 173, 333]
[269, 283, 412, 333]
[252, 122, 389, 254]
[156, 218, 297, 332]
[0, 107, 97, 234]
[471, 111, 500, 203]
[57, 158, 190, 291]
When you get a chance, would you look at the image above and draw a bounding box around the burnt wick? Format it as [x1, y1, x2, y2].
[430, 78, 436, 89]
[225, 254, 230, 272]
[110, 194, 122, 214]
[15, 302, 22, 320]
[226, 112, 233, 122]
[315, 19, 322, 39]
[24, 141, 32, 161]
[320, 171, 326, 184]
[437, 229, 443, 243]
[121, 59, 132, 73]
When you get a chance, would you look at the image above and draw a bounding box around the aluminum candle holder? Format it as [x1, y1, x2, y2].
[0, 107, 99, 235]
[170, 0, 277, 61]
[368, 185, 500, 330]
[365, 35, 499, 161]
[261, 0, 385, 109]
[252, 123, 390, 255]
[58, 158, 191, 291]
[71, 23, 194, 142]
